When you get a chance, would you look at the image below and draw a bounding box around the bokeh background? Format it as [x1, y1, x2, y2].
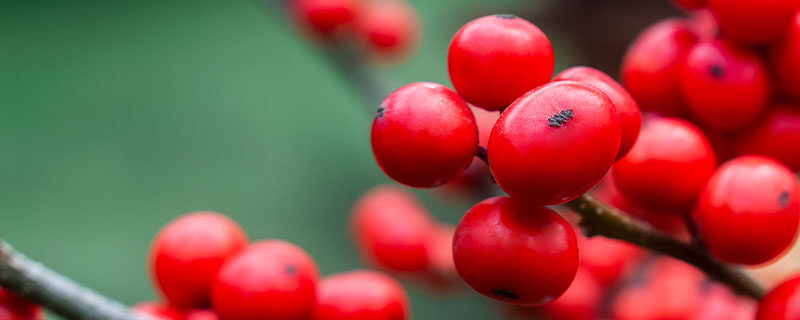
[0, 0, 681, 318]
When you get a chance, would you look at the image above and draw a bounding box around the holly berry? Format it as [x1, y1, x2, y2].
[184, 309, 220, 320]
[610, 258, 705, 320]
[757, 274, 800, 320]
[680, 40, 770, 130]
[132, 302, 181, 320]
[578, 235, 643, 288]
[488, 81, 621, 205]
[735, 104, 800, 172]
[447, 14, 554, 110]
[351, 185, 434, 273]
[0, 288, 42, 320]
[553, 66, 642, 159]
[287, 0, 360, 40]
[355, 0, 419, 59]
[437, 107, 499, 198]
[707, 0, 800, 44]
[770, 11, 800, 104]
[692, 155, 800, 265]
[371, 82, 478, 188]
[311, 270, 409, 320]
[613, 117, 717, 212]
[539, 269, 602, 320]
[149, 212, 248, 309]
[621, 19, 698, 116]
[211, 240, 319, 320]
[453, 197, 578, 306]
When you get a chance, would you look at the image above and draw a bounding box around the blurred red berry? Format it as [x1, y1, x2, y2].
[311, 270, 409, 320]
[287, 0, 360, 40]
[184, 309, 220, 320]
[671, 0, 707, 10]
[355, 0, 419, 59]
[0, 288, 42, 320]
[758, 274, 800, 320]
[770, 11, 800, 103]
[539, 268, 602, 320]
[611, 258, 704, 320]
[707, 0, 800, 44]
[735, 104, 800, 172]
[578, 235, 643, 288]
[132, 302, 181, 320]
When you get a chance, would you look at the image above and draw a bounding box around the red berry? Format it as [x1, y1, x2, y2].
[611, 258, 704, 320]
[680, 40, 770, 130]
[351, 185, 434, 273]
[0, 289, 42, 320]
[184, 309, 220, 320]
[453, 197, 578, 306]
[437, 107, 499, 198]
[287, 0, 359, 40]
[149, 212, 248, 308]
[371, 82, 478, 188]
[578, 235, 643, 288]
[621, 19, 698, 117]
[698, 284, 756, 320]
[553, 66, 642, 159]
[488, 81, 621, 205]
[211, 240, 319, 320]
[613, 117, 717, 212]
[132, 302, 181, 320]
[736, 104, 800, 172]
[671, 0, 707, 10]
[311, 270, 409, 320]
[355, 0, 419, 59]
[757, 274, 800, 320]
[707, 0, 800, 44]
[539, 269, 602, 320]
[447, 14, 554, 110]
[770, 11, 800, 103]
[692, 155, 800, 265]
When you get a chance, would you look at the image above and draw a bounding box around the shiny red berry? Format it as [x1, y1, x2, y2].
[0, 289, 42, 320]
[311, 270, 409, 320]
[447, 14, 554, 110]
[692, 155, 800, 265]
[453, 197, 578, 306]
[757, 274, 800, 320]
[371, 82, 478, 188]
[621, 19, 697, 116]
[149, 211, 248, 308]
[736, 104, 800, 172]
[351, 185, 434, 273]
[613, 117, 717, 211]
[707, 0, 800, 44]
[488, 81, 621, 205]
[553, 66, 642, 159]
[355, 0, 419, 59]
[680, 40, 770, 130]
[771, 11, 800, 103]
[287, 0, 359, 40]
[211, 240, 319, 320]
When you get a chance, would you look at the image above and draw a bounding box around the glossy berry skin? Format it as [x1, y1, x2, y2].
[355, 0, 419, 59]
[736, 104, 800, 172]
[771, 12, 800, 103]
[211, 240, 319, 320]
[621, 19, 697, 117]
[149, 211, 248, 309]
[453, 197, 579, 306]
[438, 107, 499, 198]
[489, 81, 621, 205]
[553, 66, 642, 159]
[311, 270, 409, 320]
[287, 0, 359, 40]
[132, 302, 182, 320]
[371, 82, 478, 188]
[447, 14, 554, 110]
[707, 0, 800, 45]
[671, 0, 707, 10]
[351, 185, 434, 273]
[757, 274, 800, 320]
[692, 155, 800, 265]
[0, 289, 42, 320]
[614, 117, 717, 212]
[680, 40, 770, 130]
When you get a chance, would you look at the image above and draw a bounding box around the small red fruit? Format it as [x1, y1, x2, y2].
[355, 0, 419, 59]
[0, 288, 42, 320]
[707, 0, 800, 44]
[736, 104, 800, 172]
[553, 66, 642, 159]
[149, 212, 248, 308]
[771, 11, 800, 103]
[287, 0, 360, 40]
[132, 302, 181, 320]
[613, 117, 717, 211]
[621, 19, 698, 117]
[578, 235, 643, 288]
[539, 269, 602, 320]
[453, 197, 579, 306]
[184, 309, 220, 320]
[489, 81, 621, 205]
[371, 82, 478, 188]
[447, 14, 554, 110]
[211, 240, 319, 320]
[680, 40, 770, 130]
[692, 155, 800, 265]
[757, 274, 800, 320]
[311, 270, 409, 320]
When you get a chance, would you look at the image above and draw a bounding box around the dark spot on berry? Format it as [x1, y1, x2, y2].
[495, 14, 517, 20]
[285, 264, 297, 275]
[375, 106, 385, 119]
[709, 64, 725, 79]
[548, 109, 574, 128]
[779, 191, 790, 208]
[492, 289, 518, 300]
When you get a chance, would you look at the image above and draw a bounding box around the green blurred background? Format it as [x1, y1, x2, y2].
[0, 0, 678, 318]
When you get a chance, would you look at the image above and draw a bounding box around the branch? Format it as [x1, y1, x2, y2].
[0, 240, 147, 320]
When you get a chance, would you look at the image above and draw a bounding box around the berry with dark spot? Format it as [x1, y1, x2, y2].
[453, 197, 578, 306]
[488, 81, 621, 205]
[311, 270, 409, 320]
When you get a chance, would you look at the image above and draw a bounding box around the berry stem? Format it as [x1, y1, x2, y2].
[0, 240, 147, 320]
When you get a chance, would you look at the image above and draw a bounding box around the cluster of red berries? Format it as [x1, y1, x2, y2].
[286, 0, 420, 61]
[0, 288, 42, 320]
[136, 211, 411, 320]
[368, 2, 800, 317]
